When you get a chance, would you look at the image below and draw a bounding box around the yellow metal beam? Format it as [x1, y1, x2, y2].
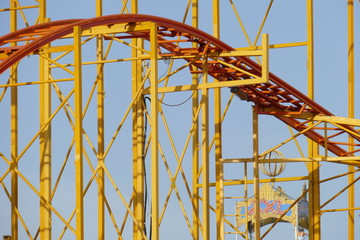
[201, 58, 210, 240]
[191, 1, 200, 238]
[321, 207, 360, 214]
[347, 1, 355, 239]
[235, 41, 307, 51]
[96, 1, 105, 239]
[262, 34, 269, 84]
[208, 176, 309, 187]
[39, 5, 51, 237]
[38, 45, 74, 54]
[10, 1, 19, 239]
[222, 156, 360, 164]
[131, 2, 146, 238]
[0, 78, 73, 88]
[267, 108, 360, 127]
[252, 107, 261, 240]
[38, 0, 46, 24]
[0, 5, 39, 11]
[143, 78, 266, 94]
[74, 25, 84, 240]
[306, 1, 321, 239]
[39, 24, 52, 240]
[65, 22, 154, 38]
[149, 22, 159, 240]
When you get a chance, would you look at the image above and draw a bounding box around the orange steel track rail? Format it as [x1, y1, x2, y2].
[0, 14, 359, 159]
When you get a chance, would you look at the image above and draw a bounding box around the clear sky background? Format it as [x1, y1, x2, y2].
[0, 0, 360, 239]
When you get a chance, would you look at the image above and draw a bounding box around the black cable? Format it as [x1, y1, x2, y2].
[143, 96, 151, 238]
[157, 90, 196, 107]
[157, 74, 202, 107]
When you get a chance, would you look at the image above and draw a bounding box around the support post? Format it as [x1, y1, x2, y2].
[39, 30, 52, 240]
[132, 43, 145, 239]
[347, 1, 355, 239]
[132, 3, 145, 239]
[149, 22, 159, 240]
[212, 1, 224, 239]
[191, 1, 200, 238]
[10, 1, 18, 239]
[38, 2, 52, 239]
[252, 107, 261, 240]
[307, 1, 321, 240]
[95, 1, 105, 239]
[38, 0, 46, 22]
[74, 25, 84, 240]
[201, 58, 210, 240]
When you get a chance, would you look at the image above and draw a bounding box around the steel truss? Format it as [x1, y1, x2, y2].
[0, 1, 359, 240]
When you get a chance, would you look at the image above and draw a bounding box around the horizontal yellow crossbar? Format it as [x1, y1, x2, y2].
[143, 78, 265, 94]
[202, 176, 309, 188]
[262, 107, 360, 127]
[0, 5, 39, 12]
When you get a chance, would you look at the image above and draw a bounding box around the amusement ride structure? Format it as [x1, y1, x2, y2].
[0, 0, 359, 239]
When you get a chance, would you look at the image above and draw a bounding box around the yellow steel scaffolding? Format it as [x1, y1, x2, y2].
[0, 1, 359, 240]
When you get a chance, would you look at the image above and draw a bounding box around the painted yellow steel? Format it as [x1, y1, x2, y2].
[149, 22, 159, 240]
[96, 1, 106, 239]
[191, 1, 200, 238]
[39, 37, 52, 240]
[306, 1, 321, 240]
[0, 5, 39, 11]
[143, 78, 265, 94]
[212, 176, 309, 188]
[321, 207, 360, 214]
[131, 2, 146, 239]
[2, 1, 360, 239]
[74, 25, 84, 240]
[38, 3, 52, 237]
[78, 23, 156, 38]
[212, 0, 224, 238]
[235, 41, 307, 51]
[10, 1, 19, 239]
[261, 34, 269, 83]
[269, 110, 360, 127]
[347, 1, 355, 240]
[201, 57, 210, 240]
[252, 108, 261, 240]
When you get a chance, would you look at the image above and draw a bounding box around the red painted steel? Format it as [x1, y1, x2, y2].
[0, 14, 358, 158]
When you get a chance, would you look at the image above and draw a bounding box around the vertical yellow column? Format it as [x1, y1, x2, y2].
[191, 1, 200, 239]
[212, 0, 220, 38]
[132, 42, 145, 240]
[252, 107, 260, 240]
[95, 1, 105, 239]
[39, 0, 46, 22]
[347, 1, 355, 239]
[39, 33, 52, 240]
[38, 1, 52, 239]
[201, 58, 210, 240]
[131, 1, 146, 239]
[212, 1, 224, 239]
[10, 1, 18, 239]
[261, 34, 269, 83]
[74, 25, 84, 240]
[307, 1, 321, 240]
[149, 22, 159, 240]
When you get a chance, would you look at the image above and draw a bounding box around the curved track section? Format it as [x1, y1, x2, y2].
[0, 14, 359, 158]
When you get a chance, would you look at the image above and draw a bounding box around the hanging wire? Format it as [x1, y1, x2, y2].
[157, 74, 202, 107]
[142, 96, 151, 237]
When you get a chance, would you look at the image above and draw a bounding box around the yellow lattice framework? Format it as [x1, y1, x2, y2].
[0, 1, 359, 240]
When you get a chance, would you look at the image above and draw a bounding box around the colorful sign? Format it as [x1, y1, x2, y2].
[236, 183, 308, 230]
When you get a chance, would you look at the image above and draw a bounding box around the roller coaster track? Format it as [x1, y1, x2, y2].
[0, 14, 359, 160]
